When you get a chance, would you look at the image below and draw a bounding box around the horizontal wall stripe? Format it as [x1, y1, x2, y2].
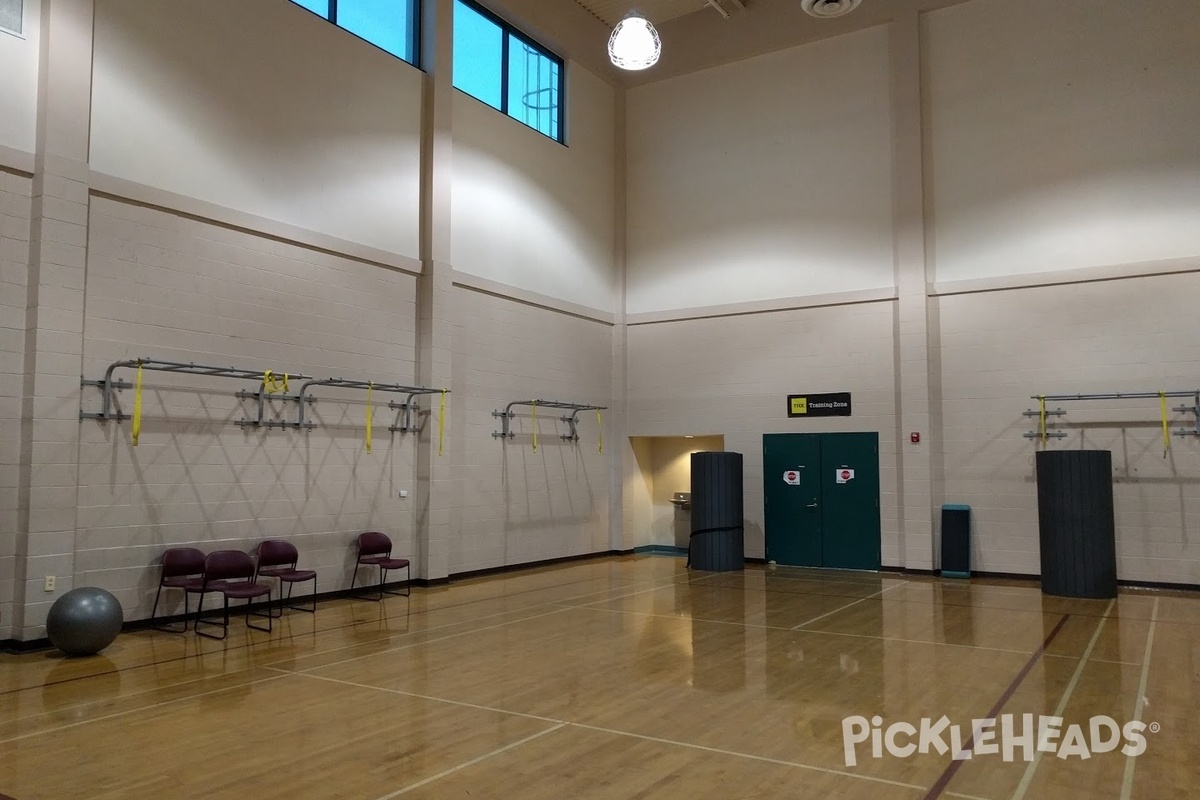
[625, 287, 898, 325]
[450, 269, 616, 325]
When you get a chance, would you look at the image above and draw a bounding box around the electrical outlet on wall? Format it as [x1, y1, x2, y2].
[44, 575, 56, 592]
[398, 490, 408, 498]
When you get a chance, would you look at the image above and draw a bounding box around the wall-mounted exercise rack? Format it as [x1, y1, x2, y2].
[1024, 391, 1200, 444]
[288, 378, 445, 431]
[81, 358, 446, 436]
[492, 399, 607, 443]
[80, 358, 314, 425]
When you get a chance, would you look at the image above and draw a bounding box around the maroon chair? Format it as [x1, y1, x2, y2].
[254, 539, 317, 616]
[151, 547, 208, 633]
[194, 550, 274, 639]
[351, 532, 411, 601]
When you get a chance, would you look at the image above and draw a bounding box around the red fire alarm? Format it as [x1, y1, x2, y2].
[910, 432, 920, 443]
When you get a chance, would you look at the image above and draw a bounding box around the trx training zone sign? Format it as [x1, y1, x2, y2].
[788, 392, 852, 418]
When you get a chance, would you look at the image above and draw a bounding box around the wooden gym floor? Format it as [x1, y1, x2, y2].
[0, 556, 1195, 799]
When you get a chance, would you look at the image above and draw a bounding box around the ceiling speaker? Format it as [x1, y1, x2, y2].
[801, 0, 862, 18]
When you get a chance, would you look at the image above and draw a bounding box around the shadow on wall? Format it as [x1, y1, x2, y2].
[629, 435, 725, 549]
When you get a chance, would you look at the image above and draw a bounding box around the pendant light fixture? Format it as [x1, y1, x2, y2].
[608, 10, 661, 71]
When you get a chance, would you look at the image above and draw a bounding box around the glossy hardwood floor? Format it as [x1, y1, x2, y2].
[0, 556, 1195, 799]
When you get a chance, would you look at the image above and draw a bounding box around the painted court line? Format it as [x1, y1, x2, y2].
[299, 607, 576, 672]
[1009, 600, 1115, 800]
[1119, 597, 1159, 800]
[0, 673, 289, 745]
[553, 602, 793, 632]
[275, 669, 563, 724]
[922, 613, 1071, 800]
[569, 721, 990, 800]
[791, 580, 908, 629]
[372, 723, 568, 799]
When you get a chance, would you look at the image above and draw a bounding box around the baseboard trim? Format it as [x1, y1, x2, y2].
[448, 550, 629, 582]
[632, 545, 688, 556]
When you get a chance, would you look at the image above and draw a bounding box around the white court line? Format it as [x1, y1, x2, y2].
[299, 606, 576, 672]
[1009, 598, 1115, 800]
[285, 670, 996, 800]
[371, 723, 568, 800]
[259, 576, 692, 670]
[1120, 597, 1159, 800]
[568, 721, 993, 800]
[791, 580, 908, 630]
[0, 673, 289, 745]
[274, 669, 563, 724]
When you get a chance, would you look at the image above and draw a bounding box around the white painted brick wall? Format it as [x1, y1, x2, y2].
[0, 170, 32, 640]
[77, 197, 421, 620]
[449, 288, 613, 574]
[626, 300, 901, 563]
[937, 273, 1200, 583]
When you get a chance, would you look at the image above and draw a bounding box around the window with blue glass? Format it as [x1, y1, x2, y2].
[453, 0, 564, 143]
[289, 0, 419, 67]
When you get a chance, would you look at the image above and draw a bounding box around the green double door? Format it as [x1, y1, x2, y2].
[763, 432, 881, 570]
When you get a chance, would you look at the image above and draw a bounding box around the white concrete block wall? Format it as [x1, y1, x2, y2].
[449, 288, 613, 574]
[76, 197, 421, 620]
[937, 272, 1200, 584]
[0, 169, 32, 639]
[626, 300, 900, 564]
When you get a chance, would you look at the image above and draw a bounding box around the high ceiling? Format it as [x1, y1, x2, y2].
[572, 0, 722, 27]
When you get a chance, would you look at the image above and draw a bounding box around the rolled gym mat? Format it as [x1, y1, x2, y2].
[1035, 450, 1117, 599]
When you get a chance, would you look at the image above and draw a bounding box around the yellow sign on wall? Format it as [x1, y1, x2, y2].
[787, 392, 852, 418]
[790, 396, 808, 415]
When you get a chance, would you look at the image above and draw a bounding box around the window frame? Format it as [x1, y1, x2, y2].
[453, 0, 566, 145]
[290, 0, 422, 69]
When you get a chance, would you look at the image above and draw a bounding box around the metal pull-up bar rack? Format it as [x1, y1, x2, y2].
[492, 399, 607, 442]
[1023, 390, 1200, 442]
[80, 358, 314, 423]
[291, 379, 447, 430]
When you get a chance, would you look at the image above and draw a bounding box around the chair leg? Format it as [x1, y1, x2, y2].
[245, 596, 272, 633]
[382, 564, 411, 597]
[284, 578, 317, 614]
[195, 594, 230, 640]
[253, 578, 283, 619]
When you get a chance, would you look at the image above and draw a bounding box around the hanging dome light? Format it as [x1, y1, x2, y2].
[608, 11, 661, 71]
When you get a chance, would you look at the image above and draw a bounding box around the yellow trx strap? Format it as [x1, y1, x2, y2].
[262, 370, 289, 395]
[1038, 395, 1047, 444]
[131, 361, 144, 446]
[596, 409, 603, 454]
[1160, 391, 1170, 457]
[438, 389, 447, 457]
[365, 382, 374, 454]
[531, 401, 538, 453]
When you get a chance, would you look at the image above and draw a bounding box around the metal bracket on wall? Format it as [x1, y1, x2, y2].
[80, 358, 312, 424]
[492, 399, 608, 442]
[1172, 391, 1200, 437]
[234, 389, 315, 429]
[287, 379, 446, 430]
[1022, 406, 1068, 440]
[387, 389, 448, 433]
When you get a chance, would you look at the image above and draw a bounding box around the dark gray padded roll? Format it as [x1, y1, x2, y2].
[1036, 450, 1117, 599]
[689, 451, 744, 572]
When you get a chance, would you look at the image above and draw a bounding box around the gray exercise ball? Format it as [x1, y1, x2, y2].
[46, 587, 123, 656]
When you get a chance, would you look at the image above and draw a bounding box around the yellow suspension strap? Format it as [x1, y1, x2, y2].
[1160, 391, 1170, 458]
[438, 389, 447, 457]
[365, 382, 374, 454]
[262, 370, 289, 395]
[131, 360, 144, 447]
[596, 409, 604, 454]
[1038, 395, 1047, 445]
[531, 401, 538, 453]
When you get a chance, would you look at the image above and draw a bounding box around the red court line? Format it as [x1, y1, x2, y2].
[922, 613, 1071, 800]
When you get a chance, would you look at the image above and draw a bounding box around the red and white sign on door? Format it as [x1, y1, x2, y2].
[836, 468, 855, 484]
[783, 470, 801, 486]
